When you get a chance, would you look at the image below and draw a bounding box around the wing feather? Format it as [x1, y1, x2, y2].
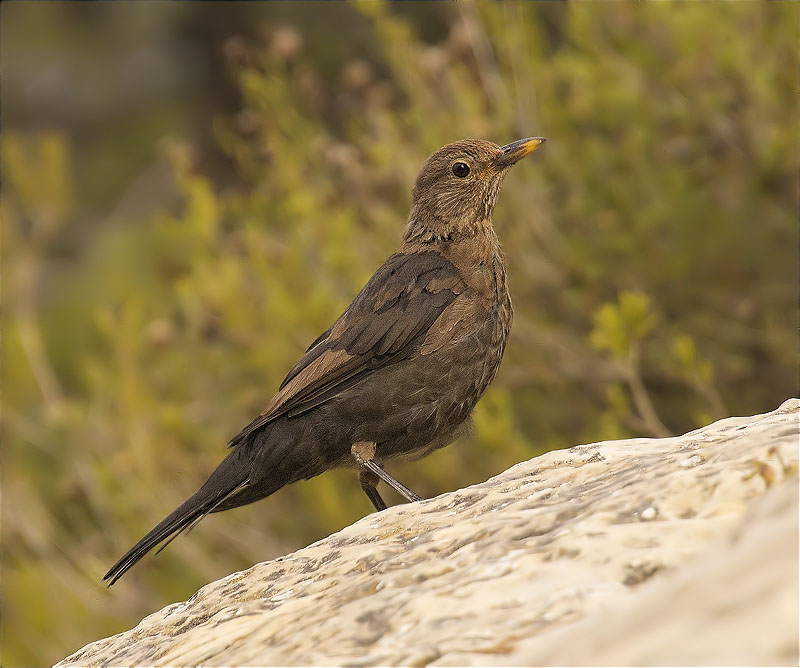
[227, 250, 465, 448]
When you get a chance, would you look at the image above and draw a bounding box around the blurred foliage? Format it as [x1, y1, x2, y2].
[3, 2, 798, 666]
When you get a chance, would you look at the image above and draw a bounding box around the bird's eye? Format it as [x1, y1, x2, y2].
[452, 162, 470, 178]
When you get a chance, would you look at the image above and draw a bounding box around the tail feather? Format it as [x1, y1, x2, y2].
[153, 479, 249, 556]
[103, 456, 251, 586]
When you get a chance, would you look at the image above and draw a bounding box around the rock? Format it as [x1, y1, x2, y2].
[59, 400, 799, 667]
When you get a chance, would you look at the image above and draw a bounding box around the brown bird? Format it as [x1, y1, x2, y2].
[104, 136, 546, 585]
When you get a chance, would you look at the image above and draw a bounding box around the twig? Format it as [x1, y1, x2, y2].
[626, 342, 672, 438]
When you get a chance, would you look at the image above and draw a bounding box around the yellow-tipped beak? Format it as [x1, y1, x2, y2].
[497, 137, 547, 167]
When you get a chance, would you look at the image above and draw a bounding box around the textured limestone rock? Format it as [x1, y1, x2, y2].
[60, 400, 799, 667]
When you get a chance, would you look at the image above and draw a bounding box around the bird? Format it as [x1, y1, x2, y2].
[103, 136, 546, 585]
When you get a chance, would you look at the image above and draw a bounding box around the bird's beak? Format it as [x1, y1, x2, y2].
[496, 137, 547, 168]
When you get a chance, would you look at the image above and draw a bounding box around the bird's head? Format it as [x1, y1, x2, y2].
[405, 137, 546, 243]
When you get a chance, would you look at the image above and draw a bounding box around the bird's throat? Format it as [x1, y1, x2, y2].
[402, 206, 497, 248]
[400, 216, 503, 274]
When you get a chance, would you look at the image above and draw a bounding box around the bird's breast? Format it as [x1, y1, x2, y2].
[428, 235, 513, 386]
[370, 303, 509, 462]
[318, 235, 513, 464]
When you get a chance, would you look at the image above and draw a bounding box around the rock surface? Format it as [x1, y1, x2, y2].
[60, 400, 799, 667]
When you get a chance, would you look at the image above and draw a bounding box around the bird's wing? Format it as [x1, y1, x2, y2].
[227, 250, 467, 448]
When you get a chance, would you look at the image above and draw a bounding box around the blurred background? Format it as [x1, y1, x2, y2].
[2, 2, 797, 665]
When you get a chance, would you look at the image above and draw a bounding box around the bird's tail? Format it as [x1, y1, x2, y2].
[103, 451, 250, 586]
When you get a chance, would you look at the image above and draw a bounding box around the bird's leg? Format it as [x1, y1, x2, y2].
[351, 442, 424, 504]
[363, 459, 424, 503]
[359, 469, 387, 512]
